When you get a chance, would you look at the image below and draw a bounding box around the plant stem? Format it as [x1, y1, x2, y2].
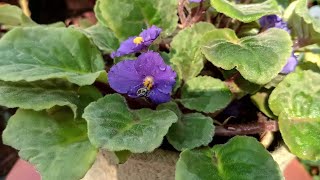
[214, 120, 279, 136]
[178, 0, 187, 27]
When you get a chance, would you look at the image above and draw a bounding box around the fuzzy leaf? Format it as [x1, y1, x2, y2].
[176, 136, 282, 180]
[2, 109, 97, 180]
[0, 80, 80, 117]
[157, 102, 214, 151]
[269, 70, 320, 160]
[284, 0, 320, 45]
[83, 94, 178, 153]
[180, 76, 232, 113]
[0, 26, 105, 86]
[210, 0, 280, 23]
[94, 0, 178, 40]
[170, 22, 215, 80]
[201, 28, 292, 84]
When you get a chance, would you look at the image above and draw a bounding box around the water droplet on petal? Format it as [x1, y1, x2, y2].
[159, 65, 166, 71]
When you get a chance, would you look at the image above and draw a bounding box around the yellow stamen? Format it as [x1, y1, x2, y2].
[143, 76, 154, 90]
[133, 36, 144, 45]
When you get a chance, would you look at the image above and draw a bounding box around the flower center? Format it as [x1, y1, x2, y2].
[143, 76, 154, 90]
[133, 36, 144, 45]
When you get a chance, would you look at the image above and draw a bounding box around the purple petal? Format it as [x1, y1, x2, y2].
[111, 37, 145, 58]
[134, 51, 165, 77]
[139, 25, 162, 46]
[259, 15, 290, 33]
[108, 60, 142, 94]
[281, 53, 298, 74]
[189, 0, 202, 2]
[148, 89, 171, 104]
[134, 51, 176, 94]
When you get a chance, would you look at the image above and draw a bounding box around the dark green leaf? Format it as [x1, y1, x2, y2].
[83, 94, 178, 153]
[176, 136, 282, 180]
[0, 26, 105, 86]
[3, 109, 97, 180]
[180, 76, 233, 113]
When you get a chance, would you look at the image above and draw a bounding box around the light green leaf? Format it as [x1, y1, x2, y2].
[0, 26, 105, 86]
[81, 23, 119, 53]
[83, 94, 178, 153]
[284, 0, 320, 45]
[170, 22, 215, 80]
[0, 80, 80, 117]
[94, 0, 178, 40]
[201, 28, 292, 84]
[269, 70, 320, 160]
[0, 4, 36, 26]
[176, 136, 282, 180]
[179, 76, 232, 113]
[251, 89, 276, 118]
[157, 102, 214, 151]
[2, 109, 97, 180]
[210, 0, 280, 23]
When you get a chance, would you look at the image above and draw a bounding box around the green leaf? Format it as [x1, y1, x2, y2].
[114, 150, 132, 164]
[0, 4, 36, 26]
[284, 0, 320, 45]
[2, 109, 97, 180]
[81, 23, 119, 53]
[157, 102, 214, 151]
[251, 89, 276, 118]
[210, 0, 280, 23]
[269, 70, 320, 160]
[176, 136, 282, 180]
[94, 0, 178, 40]
[179, 76, 232, 113]
[83, 94, 178, 153]
[0, 80, 80, 117]
[0, 26, 105, 86]
[201, 28, 292, 84]
[170, 22, 215, 80]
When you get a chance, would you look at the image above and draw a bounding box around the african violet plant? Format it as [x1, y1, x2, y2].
[0, 0, 319, 179]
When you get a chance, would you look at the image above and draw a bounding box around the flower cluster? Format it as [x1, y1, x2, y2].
[109, 26, 176, 104]
[259, 15, 298, 74]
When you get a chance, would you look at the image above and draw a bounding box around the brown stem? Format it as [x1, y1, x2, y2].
[214, 120, 279, 136]
[178, 0, 187, 26]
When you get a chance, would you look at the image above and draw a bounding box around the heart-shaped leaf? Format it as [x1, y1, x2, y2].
[157, 102, 214, 151]
[210, 0, 280, 23]
[176, 136, 282, 180]
[170, 22, 215, 80]
[0, 26, 105, 86]
[0, 4, 36, 26]
[201, 28, 292, 84]
[94, 0, 178, 40]
[83, 94, 178, 153]
[269, 70, 320, 160]
[180, 76, 233, 113]
[284, 0, 320, 45]
[2, 109, 97, 180]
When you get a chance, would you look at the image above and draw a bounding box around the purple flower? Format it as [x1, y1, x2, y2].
[281, 53, 298, 74]
[259, 15, 290, 33]
[189, 0, 202, 2]
[108, 51, 176, 104]
[111, 25, 162, 58]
